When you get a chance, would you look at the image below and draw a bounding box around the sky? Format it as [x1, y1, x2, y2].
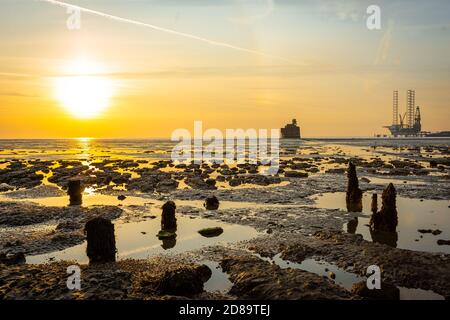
[0, 0, 449, 138]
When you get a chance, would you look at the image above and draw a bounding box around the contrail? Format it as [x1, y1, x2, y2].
[37, 0, 295, 64]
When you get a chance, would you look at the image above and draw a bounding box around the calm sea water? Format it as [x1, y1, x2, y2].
[0, 137, 448, 159]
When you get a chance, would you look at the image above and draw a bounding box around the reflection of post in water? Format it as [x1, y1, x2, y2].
[347, 217, 358, 234]
[346, 162, 363, 212]
[161, 237, 177, 250]
[369, 228, 398, 247]
[369, 184, 399, 247]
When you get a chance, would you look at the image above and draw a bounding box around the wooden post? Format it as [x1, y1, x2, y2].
[346, 162, 363, 212]
[161, 201, 177, 230]
[85, 217, 116, 264]
[370, 183, 398, 232]
[68, 178, 83, 206]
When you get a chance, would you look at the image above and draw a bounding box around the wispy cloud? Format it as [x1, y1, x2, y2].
[37, 0, 296, 64]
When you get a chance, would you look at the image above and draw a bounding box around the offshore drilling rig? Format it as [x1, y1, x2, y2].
[384, 90, 422, 136]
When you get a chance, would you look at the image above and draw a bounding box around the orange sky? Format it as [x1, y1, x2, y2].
[1, 0, 449, 138]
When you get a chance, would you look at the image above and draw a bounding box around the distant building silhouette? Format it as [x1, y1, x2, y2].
[281, 119, 301, 139]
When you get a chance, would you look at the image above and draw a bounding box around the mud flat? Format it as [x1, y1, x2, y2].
[0, 139, 449, 300]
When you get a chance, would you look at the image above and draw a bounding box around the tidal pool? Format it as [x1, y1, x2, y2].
[26, 216, 259, 264]
[312, 192, 450, 254]
[258, 253, 444, 300]
[5, 192, 285, 211]
[202, 260, 233, 293]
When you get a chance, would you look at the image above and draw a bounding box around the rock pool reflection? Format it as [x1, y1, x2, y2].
[312, 192, 450, 254]
[26, 216, 259, 264]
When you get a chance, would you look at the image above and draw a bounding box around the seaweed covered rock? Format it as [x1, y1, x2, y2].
[155, 264, 212, 296]
[157, 230, 176, 240]
[204, 195, 220, 210]
[198, 227, 223, 238]
[346, 162, 363, 212]
[351, 281, 400, 300]
[0, 252, 25, 265]
[85, 217, 116, 264]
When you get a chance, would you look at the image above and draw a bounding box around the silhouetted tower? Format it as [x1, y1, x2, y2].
[414, 106, 421, 131]
[407, 89, 415, 128]
[392, 90, 398, 126]
[415, 106, 421, 123]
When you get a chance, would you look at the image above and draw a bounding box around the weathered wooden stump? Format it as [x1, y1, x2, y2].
[161, 201, 177, 230]
[370, 183, 398, 233]
[84, 217, 116, 264]
[67, 178, 83, 206]
[204, 195, 220, 210]
[346, 162, 363, 212]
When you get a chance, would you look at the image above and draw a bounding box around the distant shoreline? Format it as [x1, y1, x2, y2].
[0, 137, 449, 141]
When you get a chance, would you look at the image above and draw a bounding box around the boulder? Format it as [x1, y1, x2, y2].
[198, 227, 224, 238]
[0, 252, 25, 265]
[351, 281, 400, 300]
[204, 195, 220, 210]
[284, 171, 308, 178]
[155, 265, 212, 296]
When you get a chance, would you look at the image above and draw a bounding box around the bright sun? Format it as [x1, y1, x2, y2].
[54, 59, 114, 119]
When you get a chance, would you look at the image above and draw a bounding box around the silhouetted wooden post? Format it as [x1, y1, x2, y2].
[204, 195, 220, 210]
[161, 201, 177, 230]
[371, 194, 378, 214]
[346, 162, 363, 212]
[85, 217, 116, 264]
[68, 178, 83, 206]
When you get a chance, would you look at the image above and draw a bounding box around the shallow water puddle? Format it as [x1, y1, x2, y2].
[364, 176, 426, 185]
[26, 217, 259, 265]
[259, 254, 444, 300]
[201, 260, 233, 293]
[255, 253, 359, 290]
[312, 192, 450, 254]
[6, 192, 285, 211]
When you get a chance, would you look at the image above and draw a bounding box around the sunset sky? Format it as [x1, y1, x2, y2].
[0, 0, 449, 138]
